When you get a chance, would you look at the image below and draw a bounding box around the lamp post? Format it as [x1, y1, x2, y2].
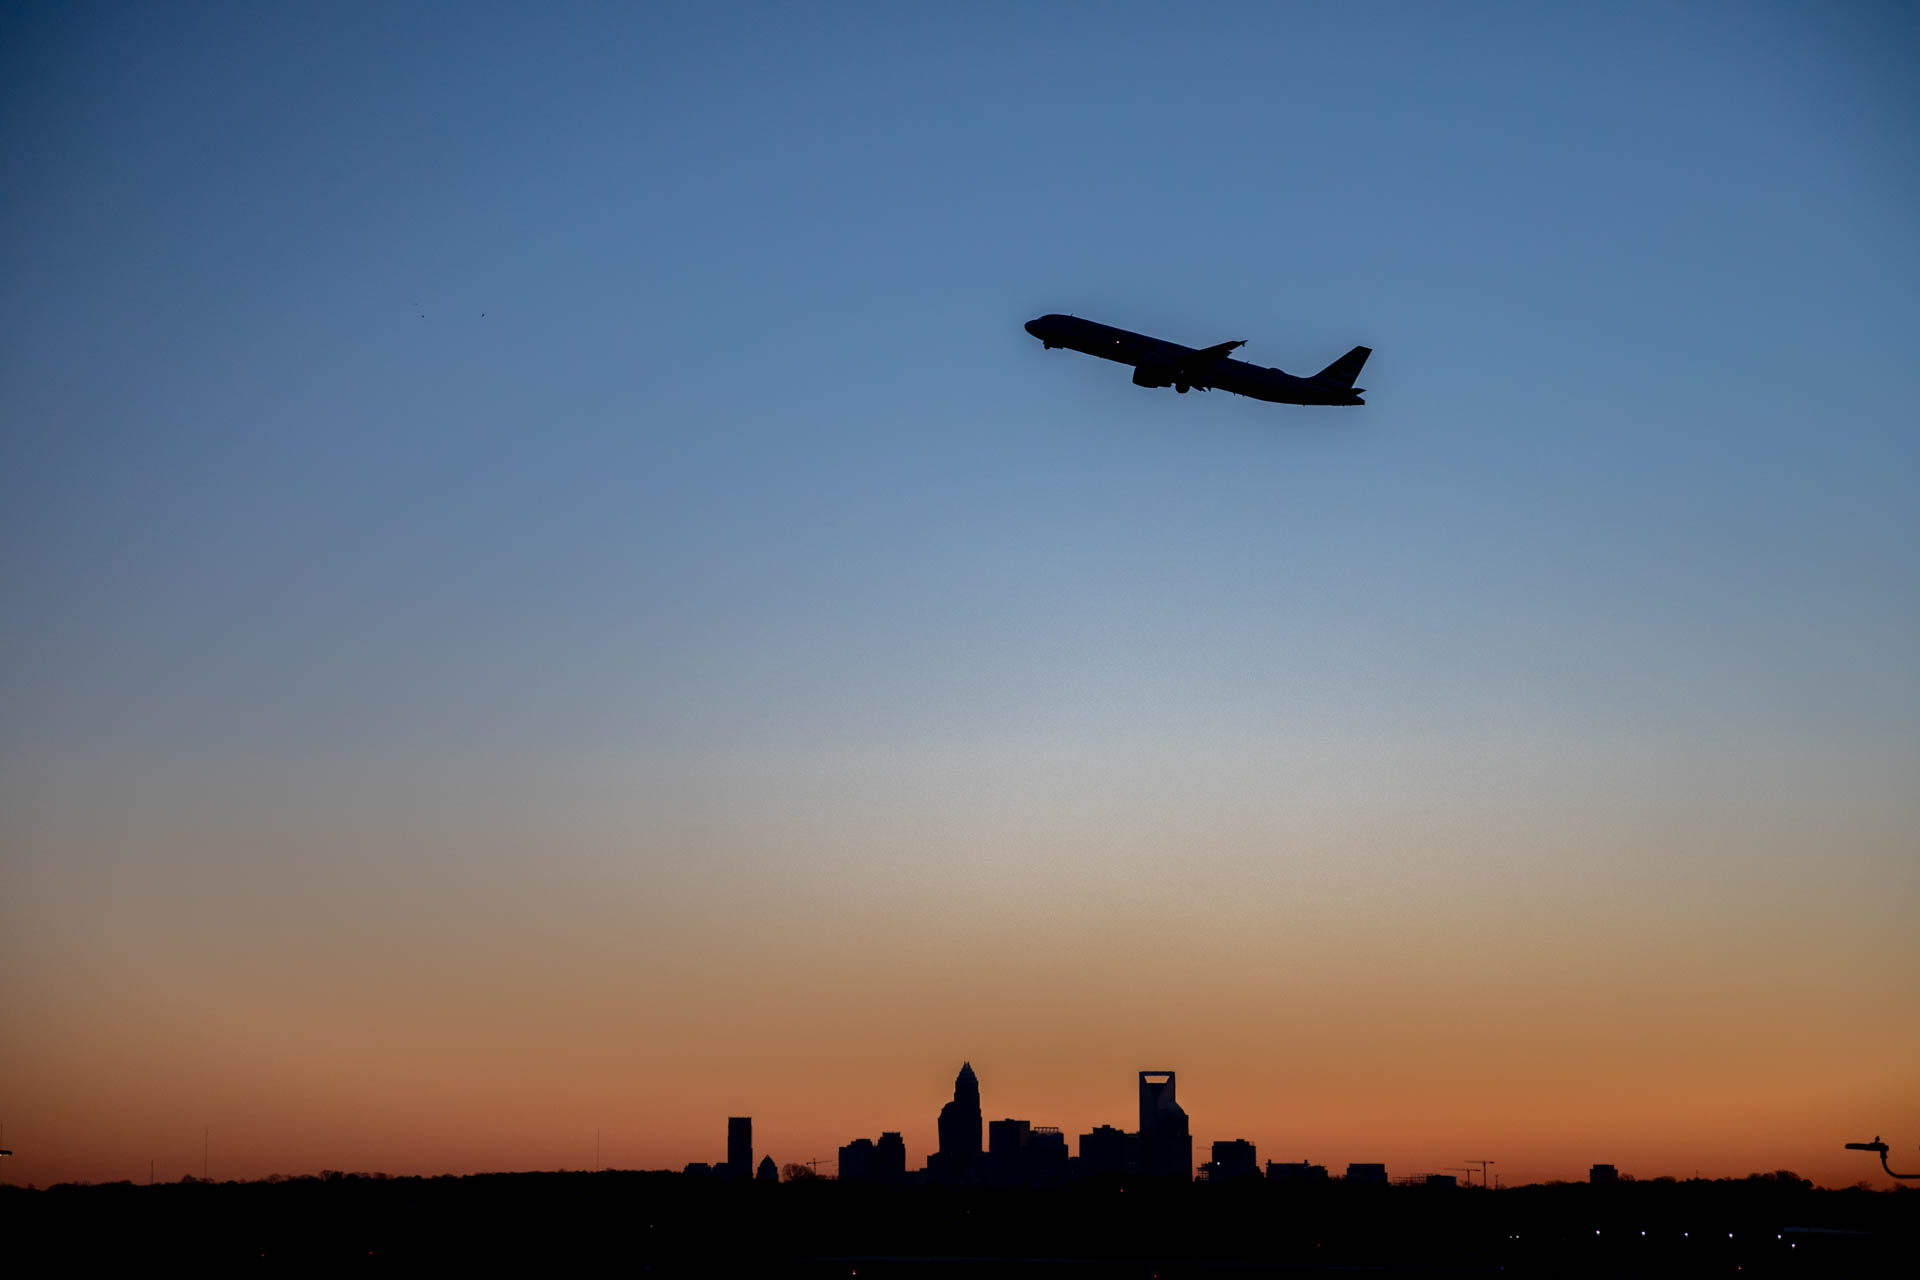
[1844, 1137, 1919, 1181]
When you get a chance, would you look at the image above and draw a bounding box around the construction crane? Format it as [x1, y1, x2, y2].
[1465, 1159, 1495, 1188]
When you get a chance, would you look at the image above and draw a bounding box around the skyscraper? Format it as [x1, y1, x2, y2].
[875, 1131, 906, 1183]
[1077, 1124, 1132, 1177]
[1137, 1071, 1191, 1180]
[839, 1136, 877, 1181]
[987, 1117, 1031, 1185]
[930, 1061, 982, 1182]
[727, 1116, 752, 1181]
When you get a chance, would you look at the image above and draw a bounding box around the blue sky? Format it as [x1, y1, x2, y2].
[1, 1, 1916, 1183]
[6, 2, 1914, 764]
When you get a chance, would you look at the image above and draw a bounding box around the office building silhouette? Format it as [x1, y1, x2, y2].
[728, 1117, 751, 1181]
[988, 1117, 1029, 1185]
[1267, 1160, 1329, 1182]
[983, 1117, 1070, 1186]
[876, 1131, 906, 1183]
[1077, 1124, 1132, 1177]
[839, 1137, 877, 1181]
[1026, 1126, 1069, 1184]
[838, 1131, 908, 1183]
[1138, 1071, 1192, 1180]
[989, 1117, 1031, 1159]
[1204, 1139, 1259, 1181]
[929, 1061, 982, 1182]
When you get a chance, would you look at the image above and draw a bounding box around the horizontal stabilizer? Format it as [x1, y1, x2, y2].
[1312, 345, 1371, 389]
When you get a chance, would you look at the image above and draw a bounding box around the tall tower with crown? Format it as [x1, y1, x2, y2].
[932, 1061, 983, 1181]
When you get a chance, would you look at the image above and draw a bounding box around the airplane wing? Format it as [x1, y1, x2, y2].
[1179, 339, 1245, 369]
[1144, 339, 1246, 389]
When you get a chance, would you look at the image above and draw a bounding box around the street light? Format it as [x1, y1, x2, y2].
[1844, 1137, 1919, 1181]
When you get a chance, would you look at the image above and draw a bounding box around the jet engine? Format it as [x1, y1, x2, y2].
[1131, 365, 1171, 388]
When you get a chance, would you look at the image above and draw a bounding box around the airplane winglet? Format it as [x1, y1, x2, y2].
[1183, 339, 1246, 367]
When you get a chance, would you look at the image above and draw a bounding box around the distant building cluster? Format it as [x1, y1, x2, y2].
[683, 1116, 776, 1183]
[1346, 1162, 1389, 1186]
[915, 1063, 1191, 1185]
[687, 1062, 1468, 1188]
[838, 1131, 906, 1182]
[1265, 1159, 1330, 1182]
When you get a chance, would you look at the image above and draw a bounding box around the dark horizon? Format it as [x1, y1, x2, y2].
[8, 1162, 1912, 1276]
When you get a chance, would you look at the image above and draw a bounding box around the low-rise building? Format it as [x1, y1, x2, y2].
[1204, 1139, 1260, 1181]
[1266, 1160, 1329, 1182]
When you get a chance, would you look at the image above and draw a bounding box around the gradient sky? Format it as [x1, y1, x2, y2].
[3, 1, 1916, 1189]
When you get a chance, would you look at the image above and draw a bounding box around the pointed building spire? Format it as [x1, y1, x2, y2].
[935, 1060, 983, 1180]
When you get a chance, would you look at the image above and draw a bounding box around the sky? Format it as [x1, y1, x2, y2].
[2, 1, 1916, 1189]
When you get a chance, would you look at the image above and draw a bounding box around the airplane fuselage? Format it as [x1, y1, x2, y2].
[1024, 314, 1367, 406]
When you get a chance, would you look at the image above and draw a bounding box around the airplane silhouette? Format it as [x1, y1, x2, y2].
[1025, 314, 1370, 407]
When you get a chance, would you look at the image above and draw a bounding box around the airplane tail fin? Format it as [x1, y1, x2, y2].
[1312, 345, 1372, 388]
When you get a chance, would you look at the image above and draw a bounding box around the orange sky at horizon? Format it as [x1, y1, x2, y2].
[4, 1016, 1913, 1190]
[4, 731, 1915, 1192]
